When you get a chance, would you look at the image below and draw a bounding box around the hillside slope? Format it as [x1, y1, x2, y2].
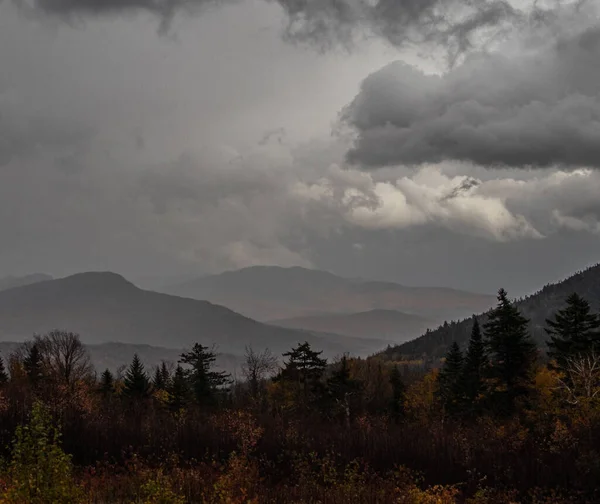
[164, 266, 494, 322]
[0, 272, 388, 358]
[270, 309, 433, 342]
[382, 263, 600, 360]
[0, 273, 53, 292]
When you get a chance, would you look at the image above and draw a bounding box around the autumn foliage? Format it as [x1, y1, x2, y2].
[1, 290, 600, 503]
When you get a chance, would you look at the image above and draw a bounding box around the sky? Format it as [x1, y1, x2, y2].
[1, 0, 600, 296]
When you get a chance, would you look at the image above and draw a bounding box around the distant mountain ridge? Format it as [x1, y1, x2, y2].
[270, 309, 433, 342]
[0, 341, 243, 376]
[0, 273, 53, 292]
[164, 266, 494, 323]
[0, 271, 389, 359]
[382, 263, 600, 361]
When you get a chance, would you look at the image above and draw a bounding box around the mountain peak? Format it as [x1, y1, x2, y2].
[57, 271, 137, 290]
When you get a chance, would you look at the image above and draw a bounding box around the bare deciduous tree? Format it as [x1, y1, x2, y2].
[242, 346, 278, 400]
[556, 351, 600, 405]
[35, 330, 93, 387]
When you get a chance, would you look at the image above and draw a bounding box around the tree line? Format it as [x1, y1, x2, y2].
[437, 289, 600, 418]
[1, 289, 600, 502]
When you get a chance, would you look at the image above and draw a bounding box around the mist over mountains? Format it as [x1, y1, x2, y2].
[0, 266, 499, 367]
[0, 271, 391, 359]
[270, 309, 433, 342]
[164, 266, 495, 322]
[0, 274, 53, 292]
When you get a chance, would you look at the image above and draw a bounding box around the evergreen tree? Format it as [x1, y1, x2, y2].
[99, 368, 114, 395]
[0, 355, 8, 385]
[167, 365, 192, 412]
[122, 354, 151, 399]
[484, 288, 537, 414]
[160, 361, 171, 385]
[327, 355, 360, 395]
[152, 362, 171, 391]
[389, 364, 406, 421]
[280, 341, 327, 401]
[326, 355, 362, 423]
[546, 293, 600, 371]
[461, 318, 488, 409]
[179, 344, 231, 405]
[437, 342, 464, 415]
[23, 343, 44, 387]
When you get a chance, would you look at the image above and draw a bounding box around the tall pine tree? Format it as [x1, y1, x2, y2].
[167, 365, 192, 412]
[179, 344, 231, 406]
[546, 293, 600, 371]
[280, 341, 327, 402]
[122, 354, 151, 399]
[484, 288, 537, 414]
[99, 368, 114, 395]
[437, 342, 464, 416]
[461, 318, 488, 411]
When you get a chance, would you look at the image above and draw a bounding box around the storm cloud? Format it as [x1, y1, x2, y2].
[12, 0, 234, 32]
[342, 19, 600, 169]
[3, 0, 600, 297]
[12, 0, 575, 63]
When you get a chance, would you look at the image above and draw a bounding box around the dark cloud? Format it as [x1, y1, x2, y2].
[12, 0, 234, 32]
[14, 0, 227, 16]
[11, 0, 575, 63]
[342, 23, 600, 169]
[4, 0, 600, 299]
[275, 0, 522, 57]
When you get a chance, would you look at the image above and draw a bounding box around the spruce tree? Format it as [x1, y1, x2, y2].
[23, 343, 44, 387]
[122, 354, 151, 399]
[389, 364, 406, 421]
[167, 365, 192, 412]
[0, 355, 8, 385]
[99, 368, 114, 395]
[484, 288, 537, 414]
[461, 318, 488, 410]
[152, 364, 167, 391]
[437, 342, 464, 415]
[160, 362, 170, 386]
[152, 361, 171, 391]
[179, 344, 231, 405]
[546, 293, 600, 371]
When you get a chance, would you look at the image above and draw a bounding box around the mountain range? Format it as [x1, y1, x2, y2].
[163, 266, 495, 323]
[270, 309, 433, 342]
[0, 272, 390, 359]
[382, 263, 600, 361]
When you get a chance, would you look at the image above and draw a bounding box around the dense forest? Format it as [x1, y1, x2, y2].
[383, 263, 600, 360]
[1, 287, 600, 503]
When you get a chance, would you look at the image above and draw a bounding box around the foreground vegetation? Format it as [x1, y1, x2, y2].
[1, 289, 600, 502]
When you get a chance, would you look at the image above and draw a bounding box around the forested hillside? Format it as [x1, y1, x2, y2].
[382, 263, 600, 360]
